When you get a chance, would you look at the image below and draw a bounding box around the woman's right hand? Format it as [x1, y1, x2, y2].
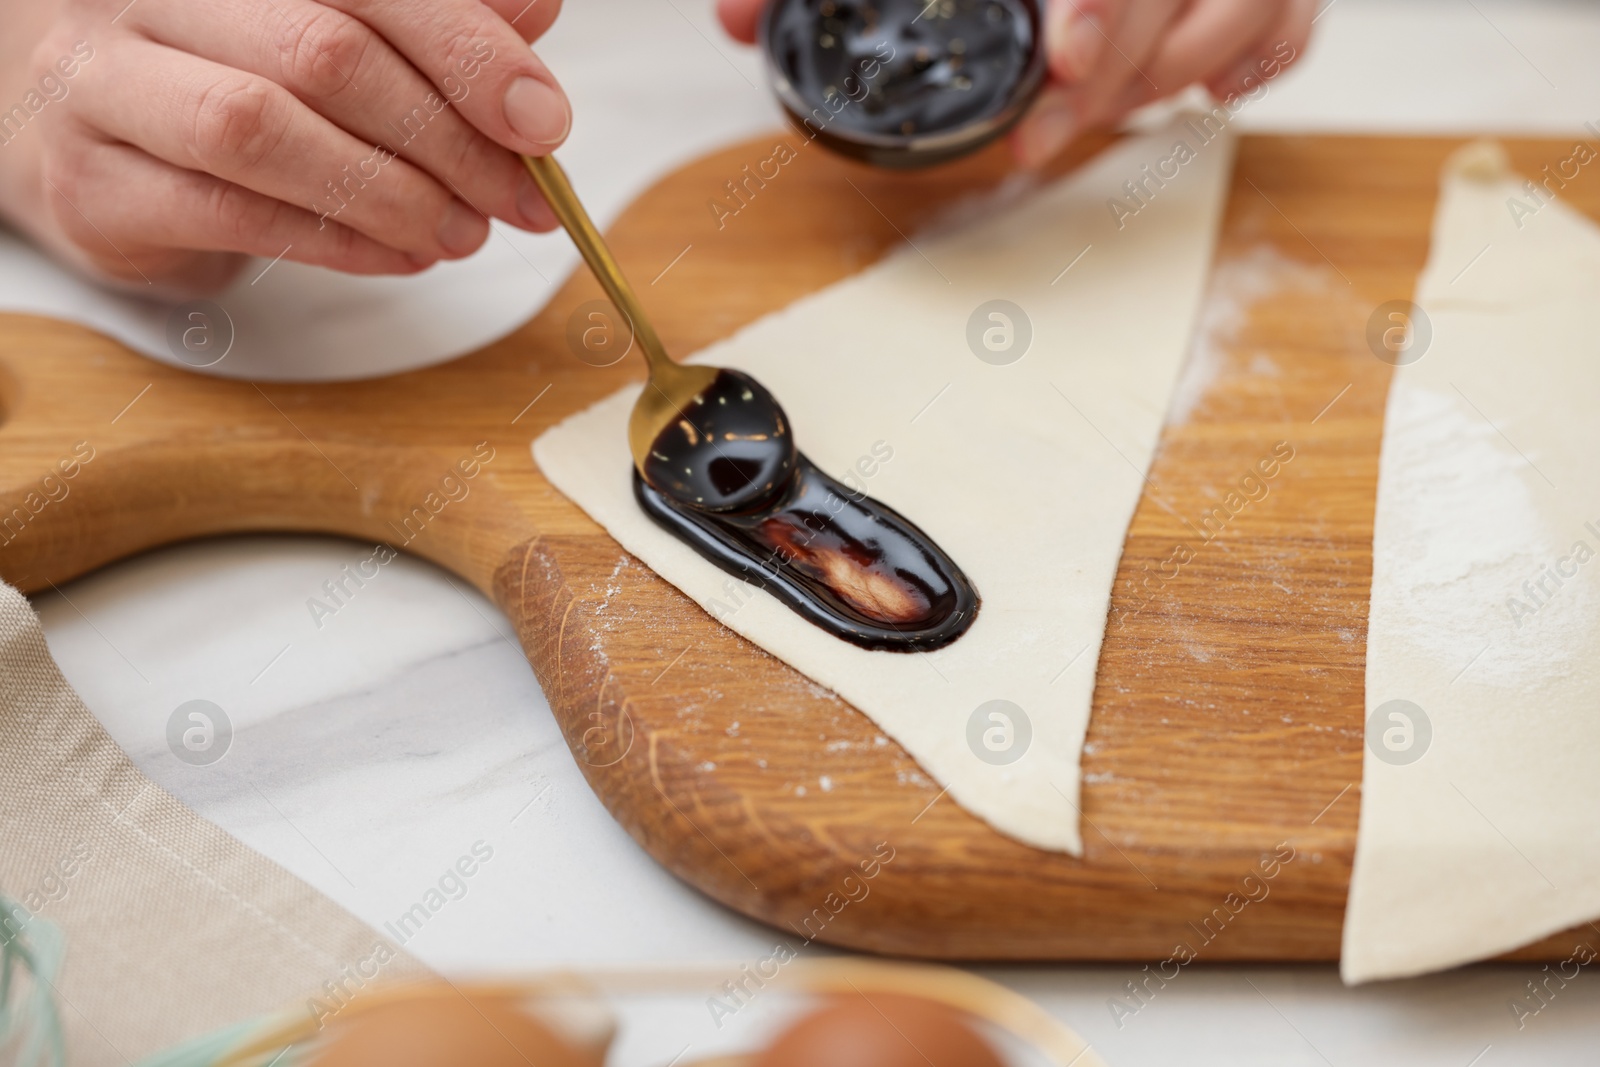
[0, 0, 573, 296]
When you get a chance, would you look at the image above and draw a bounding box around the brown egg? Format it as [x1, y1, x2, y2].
[308, 990, 608, 1067]
[752, 993, 1006, 1067]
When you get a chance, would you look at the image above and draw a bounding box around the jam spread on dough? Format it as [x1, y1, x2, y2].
[636, 369, 979, 652]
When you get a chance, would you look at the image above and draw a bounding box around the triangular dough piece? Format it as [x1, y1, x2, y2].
[1345, 142, 1600, 982]
[535, 121, 1233, 852]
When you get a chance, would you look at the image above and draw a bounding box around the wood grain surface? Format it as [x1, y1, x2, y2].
[2, 132, 1594, 962]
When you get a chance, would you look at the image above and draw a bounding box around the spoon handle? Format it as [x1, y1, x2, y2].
[520, 154, 673, 375]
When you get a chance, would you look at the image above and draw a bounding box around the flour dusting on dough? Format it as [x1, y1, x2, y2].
[1372, 384, 1594, 690]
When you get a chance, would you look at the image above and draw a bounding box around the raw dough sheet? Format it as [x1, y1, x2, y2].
[1345, 143, 1600, 981]
[535, 121, 1235, 852]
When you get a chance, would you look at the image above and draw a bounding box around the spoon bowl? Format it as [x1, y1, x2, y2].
[636, 367, 796, 514]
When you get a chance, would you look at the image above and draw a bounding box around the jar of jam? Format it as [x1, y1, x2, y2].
[761, 0, 1047, 168]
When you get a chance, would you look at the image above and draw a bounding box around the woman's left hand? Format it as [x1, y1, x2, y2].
[714, 0, 1316, 167]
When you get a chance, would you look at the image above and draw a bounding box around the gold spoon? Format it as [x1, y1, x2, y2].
[521, 154, 796, 514]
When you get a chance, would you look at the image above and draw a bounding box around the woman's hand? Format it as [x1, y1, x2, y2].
[0, 0, 571, 295]
[715, 0, 1314, 167]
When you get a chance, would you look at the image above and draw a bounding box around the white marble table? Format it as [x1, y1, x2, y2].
[34, 1, 1600, 1063]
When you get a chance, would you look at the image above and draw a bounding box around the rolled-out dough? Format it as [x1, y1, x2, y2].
[534, 120, 1234, 852]
[1345, 142, 1600, 981]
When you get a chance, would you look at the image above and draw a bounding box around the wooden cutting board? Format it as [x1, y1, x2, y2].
[2, 132, 1591, 962]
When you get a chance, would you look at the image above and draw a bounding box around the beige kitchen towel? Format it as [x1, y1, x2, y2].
[0, 581, 428, 1065]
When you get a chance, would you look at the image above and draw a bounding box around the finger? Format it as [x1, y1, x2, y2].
[1138, 0, 1280, 104]
[1071, 0, 1185, 130]
[716, 0, 764, 43]
[1015, 0, 1180, 165]
[74, 39, 490, 261]
[482, 0, 563, 45]
[325, 0, 571, 154]
[44, 137, 430, 286]
[136, 0, 556, 232]
[1044, 0, 1116, 84]
[1009, 84, 1078, 169]
[1205, 0, 1315, 99]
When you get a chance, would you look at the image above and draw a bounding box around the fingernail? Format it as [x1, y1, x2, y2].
[504, 76, 571, 148]
[437, 199, 487, 257]
[1048, 3, 1101, 83]
[1018, 102, 1077, 168]
[516, 171, 555, 230]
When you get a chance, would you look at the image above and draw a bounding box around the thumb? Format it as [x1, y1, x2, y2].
[1010, 84, 1080, 169]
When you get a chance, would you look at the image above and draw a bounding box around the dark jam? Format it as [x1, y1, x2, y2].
[763, 0, 1042, 165]
[635, 460, 978, 651]
[634, 371, 978, 652]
